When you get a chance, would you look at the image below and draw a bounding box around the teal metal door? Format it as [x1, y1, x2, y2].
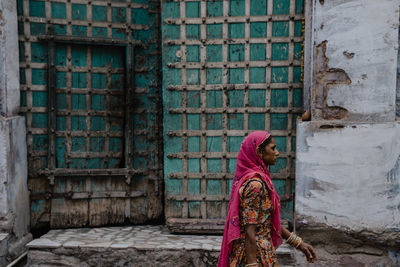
[162, 0, 304, 232]
[18, 0, 162, 229]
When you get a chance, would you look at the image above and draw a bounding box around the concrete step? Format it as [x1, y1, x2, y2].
[26, 225, 295, 267]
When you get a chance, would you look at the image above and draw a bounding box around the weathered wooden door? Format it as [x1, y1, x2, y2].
[18, 0, 163, 229]
[162, 0, 304, 232]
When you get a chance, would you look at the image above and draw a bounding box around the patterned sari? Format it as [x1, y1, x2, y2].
[229, 177, 278, 266]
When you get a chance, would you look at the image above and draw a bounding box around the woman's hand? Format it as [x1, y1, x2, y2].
[297, 241, 317, 263]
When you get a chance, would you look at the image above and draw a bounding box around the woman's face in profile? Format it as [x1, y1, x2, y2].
[258, 137, 279, 166]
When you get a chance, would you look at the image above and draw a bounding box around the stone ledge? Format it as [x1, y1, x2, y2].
[26, 225, 222, 251]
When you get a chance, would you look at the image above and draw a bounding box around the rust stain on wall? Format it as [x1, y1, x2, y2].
[313, 41, 351, 120]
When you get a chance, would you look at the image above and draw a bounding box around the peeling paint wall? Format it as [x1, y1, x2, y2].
[311, 0, 398, 122]
[0, 116, 30, 238]
[0, 0, 31, 265]
[296, 122, 400, 235]
[296, 0, 400, 264]
[0, 0, 20, 117]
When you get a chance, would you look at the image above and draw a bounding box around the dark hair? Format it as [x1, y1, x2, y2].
[258, 135, 273, 152]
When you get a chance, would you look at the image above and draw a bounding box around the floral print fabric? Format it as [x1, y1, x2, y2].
[229, 177, 279, 267]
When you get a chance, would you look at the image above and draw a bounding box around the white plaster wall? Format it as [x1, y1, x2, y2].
[0, 117, 9, 218]
[0, 1, 30, 263]
[0, 0, 20, 116]
[0, 116, 29, 238]
[312, 0, 399, 121]
[296, 121, 400, 232]
[397, 27, 400, 118]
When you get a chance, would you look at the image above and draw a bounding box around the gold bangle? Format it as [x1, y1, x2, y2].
[245, 263, 258, 267]
[295, 237, 303, 248]
[287, 232, 294, 241]
[287, 232, 295, 242]
[287, 232, 296, 245]
[292, 236, 299, 247]
[292, 237, 300, 247]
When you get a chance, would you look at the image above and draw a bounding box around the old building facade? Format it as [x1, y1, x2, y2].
[0, 0, 398, 265]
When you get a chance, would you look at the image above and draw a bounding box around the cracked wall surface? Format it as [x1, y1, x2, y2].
[296, 0, 400, 265]
[296, 122, 400, 235]
[0, 0, 31, 265]
[311, 0, 398, 122]
[0, 0, 20, 117]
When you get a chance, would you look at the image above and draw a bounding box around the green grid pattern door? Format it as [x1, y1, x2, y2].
[53, 45, 126, 171]
[162, 0, 304, 232]
[18, 0, 163, 229]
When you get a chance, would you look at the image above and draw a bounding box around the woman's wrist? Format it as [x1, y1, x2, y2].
[286, 231, 303, 249]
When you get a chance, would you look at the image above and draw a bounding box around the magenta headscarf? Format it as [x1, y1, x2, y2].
[218, 131, 282, 267]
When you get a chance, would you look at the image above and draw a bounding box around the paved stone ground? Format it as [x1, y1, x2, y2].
[26, 225, 295, 266]
[27, 225, 222, 251]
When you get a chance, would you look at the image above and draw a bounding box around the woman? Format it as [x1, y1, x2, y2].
[218, 131, 317, 267]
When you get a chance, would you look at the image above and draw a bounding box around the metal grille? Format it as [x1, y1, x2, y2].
[18, 0, 163, 228]
[162, 0, 304, 232]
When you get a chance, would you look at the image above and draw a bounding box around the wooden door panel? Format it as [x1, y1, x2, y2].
[19, 0, 163, 229]
[162, 0, 305, 232]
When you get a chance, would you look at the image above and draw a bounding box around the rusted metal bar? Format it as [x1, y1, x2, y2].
[153, 0, 163, 196]
[53, 132, 124, 138]
[166, 83, 303, 91]
[163, 15, 304, 25]
[30, 190, 147, 200]
[168, 107, 302, 114]
[166, 172, 292, 180]
[166, 129, 294, 137]
[55, 110, 124, 116]
[166, 151, 295, 159]
[124, 43, 134, 185]
[37, 35, 143, 47]
[37, 168, 146, 177]
[166, 194, 292, 202]
[163, 37, 304, 46]
[166, 61, 303, 69]
[47, 38, 56, 185]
